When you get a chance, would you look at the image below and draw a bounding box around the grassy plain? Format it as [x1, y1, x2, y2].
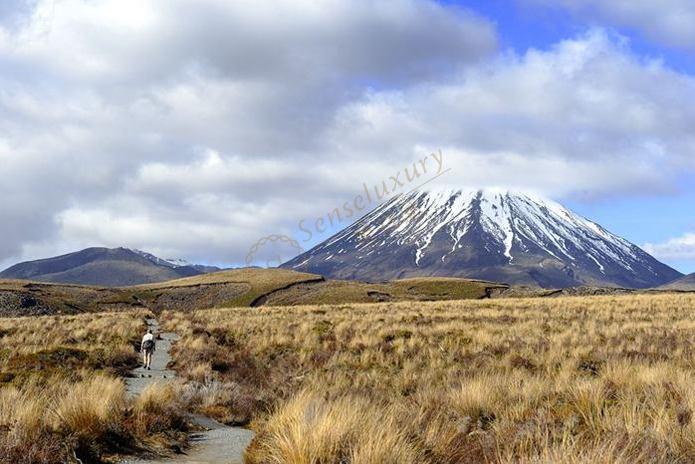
[2, 283, 693, 463]
[161, 293, 695, 464]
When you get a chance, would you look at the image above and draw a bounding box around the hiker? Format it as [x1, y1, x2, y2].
[141, 328, 156, 369]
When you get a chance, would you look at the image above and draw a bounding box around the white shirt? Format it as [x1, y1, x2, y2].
[142, 333, 154, 343]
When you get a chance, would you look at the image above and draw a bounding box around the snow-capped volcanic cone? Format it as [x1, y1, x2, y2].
[282, 189, 682, 288]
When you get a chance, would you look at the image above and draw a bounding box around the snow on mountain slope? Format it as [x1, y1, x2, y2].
[129, 249, 221, 274]
[282, 189, 682, 288]
[130, 249, 191, 268]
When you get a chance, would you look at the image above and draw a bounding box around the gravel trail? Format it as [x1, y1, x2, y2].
[121, 318, 254, 464]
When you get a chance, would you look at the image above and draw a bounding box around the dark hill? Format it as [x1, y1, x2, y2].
[0, 247, 219, 287]
[660, 273, 695, 291]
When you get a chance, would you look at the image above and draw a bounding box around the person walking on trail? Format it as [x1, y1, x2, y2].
[141, 328, 156, 370]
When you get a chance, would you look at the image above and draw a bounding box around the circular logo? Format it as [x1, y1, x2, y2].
[245, 234, 304, 268]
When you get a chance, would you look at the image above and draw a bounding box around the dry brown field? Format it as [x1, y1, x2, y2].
[161, 293, 695, 464]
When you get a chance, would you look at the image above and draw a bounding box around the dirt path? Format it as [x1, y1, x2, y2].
[121, 318, 255, 464]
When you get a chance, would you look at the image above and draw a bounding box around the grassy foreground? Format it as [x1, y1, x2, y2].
[162, 293, 695, 464]
[0, 310, 190, 463]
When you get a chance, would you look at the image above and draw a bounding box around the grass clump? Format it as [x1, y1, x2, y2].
[0, 373, 189, 463]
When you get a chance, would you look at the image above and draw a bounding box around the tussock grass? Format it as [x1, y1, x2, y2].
[0, 374, 190, 463]
[248, 391, 419, 464]
[0, 309, 149, 379]
[129, 381, 190, 449]
[0, 310, 190, 463]
[163, 293, 695, 463]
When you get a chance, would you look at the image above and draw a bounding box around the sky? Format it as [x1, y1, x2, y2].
[0, 0, 693, 274]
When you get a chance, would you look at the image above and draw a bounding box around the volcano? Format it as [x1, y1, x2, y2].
[282, 189, 682, 288]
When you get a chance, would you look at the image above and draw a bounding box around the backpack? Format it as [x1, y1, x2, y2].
[143, 339, 155, 351]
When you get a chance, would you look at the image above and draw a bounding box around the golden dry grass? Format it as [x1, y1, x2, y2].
[132, 268, 319, 289]
[0, 374, 190, 463]
[0, 309, 149, 380]
[0, 310, 190, 463]
[162, 293, 695, 463]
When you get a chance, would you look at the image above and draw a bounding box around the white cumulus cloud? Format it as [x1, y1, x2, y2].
[644, 233, 695, 262]
[327, 30, 695, 198]
[525, 0, 695, 51]
[0, 0, 497, 266]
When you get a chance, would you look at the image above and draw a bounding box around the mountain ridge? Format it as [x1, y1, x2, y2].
[0, 247, 220, 287]
[283, 189, 682, 288]
[660, 273, 695, 291]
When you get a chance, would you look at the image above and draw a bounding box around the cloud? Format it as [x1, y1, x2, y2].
[2, 0, 497, 85]
[0, 0, 497, 266]
[328, 30, 695, 198]
[643, 233, 695, 261]
[0, 1, 39, 28]
[525, 0, 695, 51]
[1, 1, 694, 270]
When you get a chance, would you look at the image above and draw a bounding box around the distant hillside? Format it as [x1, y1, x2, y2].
[0, 268, 514, 317]
[0, 268, 320, 316]
[127, 269, 517, 310]
[0, 247, 220, 287]
[256, 277, 508, 306]
[0, 280, 138, 317]
[660, 273, 695, 291]
[129, 268, 325, 310]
